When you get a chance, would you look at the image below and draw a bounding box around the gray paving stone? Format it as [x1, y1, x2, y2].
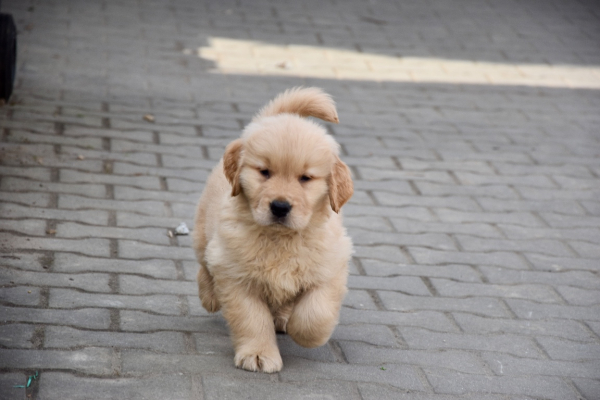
[557, 286, 600, 306]
[113, 162, 208, 183]
[347, 190, 376, 205]
[62, 146, 158, 166]
[59, 194, 166, 215]
[390, 220, 503, 238]
[118, 240, 195, 260]
[349, 275, 431, 295]
[0, 268, 111, 292]
[0, 286, 41, 306]
[353, 245, 409, 263]
[517, 186, 600, 201]
[0, 324, 37, 349]
[193, 331, 234, 357]
[431, 278, 561, 303]
[455, 235, 575, 257]
[344, 216, 394, 232]
[0, 166, 48, 182]
[525, 253, 600, 272]
[481, 352, 599, 379]
[379, 291, 508, 317]
[345, 204, 437, 221]
[0, 306, 111, 329]
[53, 253, 178, 279]
[0, 253, 45, 271]
[360, 260, 481, 282]
[453, 313, 596, 342]
[0, 191, 51, 207]
[167, 177, 207, 193]
[435, 209, 544, 227]
[119, 275, 196, 295]
[59, 169, 161, 190]
[423, 367, 580, 400]
[497, 224, 600, 243]
[0, 235, 111, 257]
[357, 383, 507, 400]
[1, 176, 107, 198]
[572, 378, 600, 400]
[116, 211, 191, 229]
[454, 172, 558, 188]
[400, 327, 543, 358]
[349, 228, 457, 251]
[57, 222, 171, 245]
[581, 200, 600, 216]
[44, 326, 187, 353]
[540, 213, 600, 229]
[49, 288, 184, 315]
[0, 218, 47, 236]
[0, 348, 113, 375]
[341, 308, 459, 332]
[353, 180, 414, 194]
[37, 372, 197, 400]
[493, 162, 594, 178]
[570, 241, 600, 258]
[536, 337, 600, 362]
[585, 321, 600, 338]
[114, 185, 198, 203]
[280, 358, 424, 391]
[331, 324, 398, 347]
[553, 175, 599, 190]
[408, 247, 530, 269]
[202, 373, 362, 400]
[478, 197, 586, 215]
[505, 299, 600, 321]
[0, 203, 109, 225]
[343, 289, 379, 310]
[0, 373, 29, 400]
[339, 341, 486, 374]
[401, 159, 495, 174]
[121, 349, 270, 378]
[415, 182, 520, 199]
[373, 192, 481, 212]
[480, 266, 600, 290]
[120, 310, 227, 333]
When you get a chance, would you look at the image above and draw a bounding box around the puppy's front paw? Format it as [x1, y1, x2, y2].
[234, 351, 283, 373]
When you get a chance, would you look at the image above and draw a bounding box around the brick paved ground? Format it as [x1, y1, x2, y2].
[1, 0, 599, 399]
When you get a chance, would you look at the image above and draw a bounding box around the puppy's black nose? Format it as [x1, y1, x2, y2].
[270, 200, 292, 218]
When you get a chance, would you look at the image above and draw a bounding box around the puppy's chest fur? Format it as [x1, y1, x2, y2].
[208, 225, 336, 305]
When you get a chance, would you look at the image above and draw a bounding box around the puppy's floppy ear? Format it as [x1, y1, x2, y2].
[223, 139, 243, 197]
[328, 156, 353, 213]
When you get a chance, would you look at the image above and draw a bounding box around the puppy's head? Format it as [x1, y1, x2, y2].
[222, 88, 353, 230]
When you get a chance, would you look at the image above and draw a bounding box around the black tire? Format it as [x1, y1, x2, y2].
[0, 13, 17, 102]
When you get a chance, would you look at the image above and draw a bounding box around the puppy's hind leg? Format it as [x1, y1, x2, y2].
[197, 264, 220, 313]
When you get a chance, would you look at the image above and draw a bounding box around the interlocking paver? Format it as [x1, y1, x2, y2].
[1, 0, 599, 398]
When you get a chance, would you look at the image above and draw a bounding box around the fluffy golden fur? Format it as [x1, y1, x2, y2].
[192, 87, 353, 373]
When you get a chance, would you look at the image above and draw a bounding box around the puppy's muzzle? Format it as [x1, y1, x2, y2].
[270, 200, 292, 219]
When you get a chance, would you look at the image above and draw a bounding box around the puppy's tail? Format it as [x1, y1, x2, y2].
[254, 87, 339, 123]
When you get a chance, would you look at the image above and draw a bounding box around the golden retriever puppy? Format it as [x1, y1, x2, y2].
[192, 87, 353, 373]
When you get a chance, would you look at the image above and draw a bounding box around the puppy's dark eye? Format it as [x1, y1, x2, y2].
[260, 169, 270, 178]
[300, 175, 311, 182]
